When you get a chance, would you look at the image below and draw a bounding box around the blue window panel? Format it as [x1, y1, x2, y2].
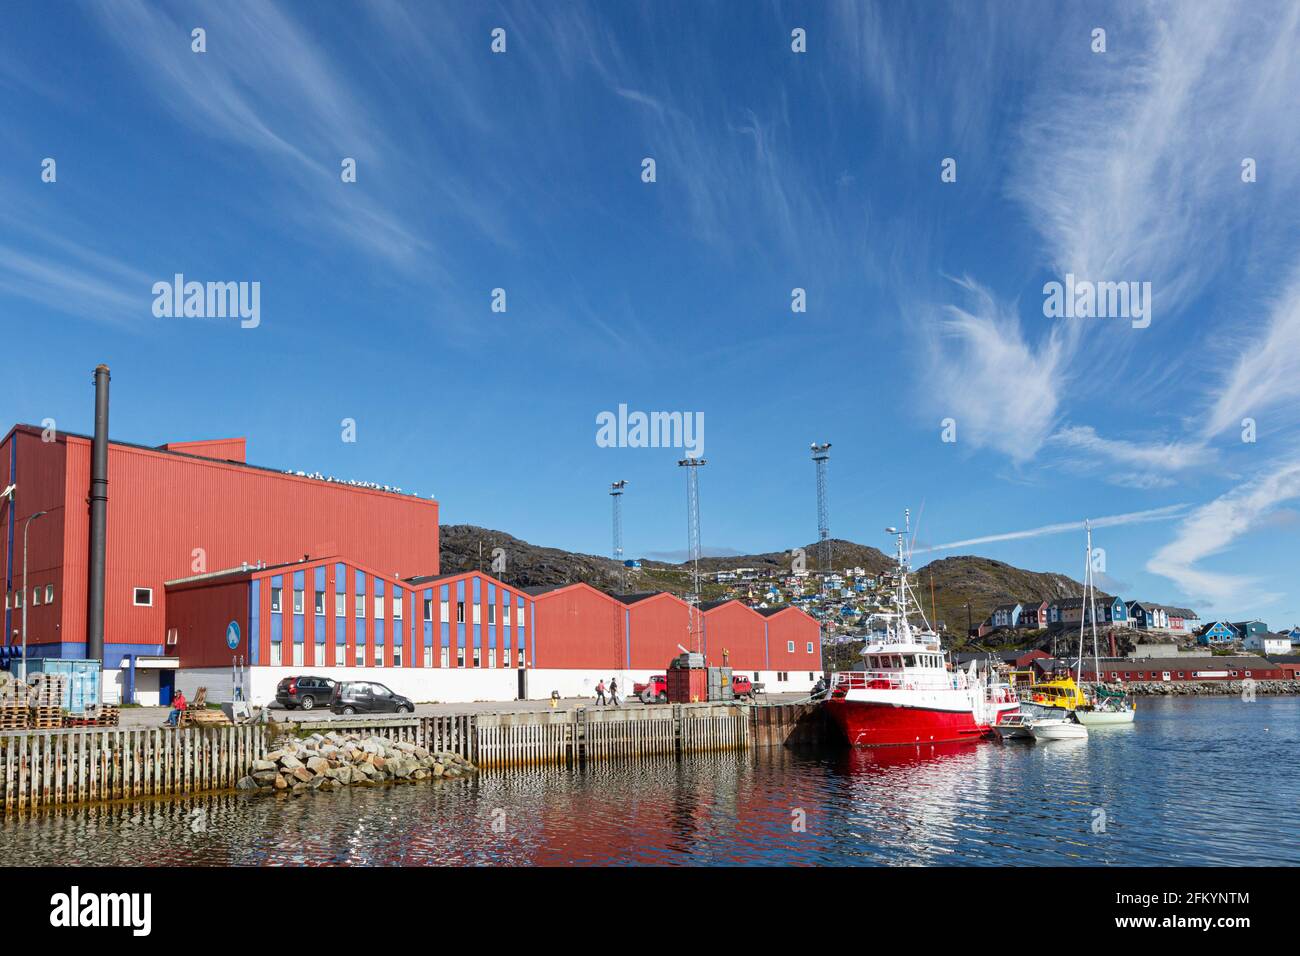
[376, 619, 385, 647]
[293, 569, 304, 589]
[315, 616, 325, 644]
[271, 614, 282, 643]
[424, 622, 433, 647]
[293, 613, 304, 644]
[441, 584, 451, 647]
[457, 580, 466, 648]
[250, 581, 260, 666]
[314, 566, 326, 591]
[375, 577, 385, 596]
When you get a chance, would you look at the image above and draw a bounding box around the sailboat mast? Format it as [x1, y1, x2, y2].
[1088, 521, 1101, 683]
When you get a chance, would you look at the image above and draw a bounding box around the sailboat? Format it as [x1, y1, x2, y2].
[1073, 520, 1136, 728]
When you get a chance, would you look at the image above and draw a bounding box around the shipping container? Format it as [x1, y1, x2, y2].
[16, 658, 102, 713]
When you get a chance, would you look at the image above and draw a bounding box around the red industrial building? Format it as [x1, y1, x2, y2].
[1, 422, 438, 703]
[1031, 656, 1287, 682]
[3, 410, 821, 705]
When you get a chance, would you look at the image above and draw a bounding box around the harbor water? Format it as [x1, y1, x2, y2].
[2, 696, 1296, 866]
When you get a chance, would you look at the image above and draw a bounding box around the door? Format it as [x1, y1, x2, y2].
[517, 668, 527, 701]
[371, 683, 397, 713]
[159, 669, 176, 707]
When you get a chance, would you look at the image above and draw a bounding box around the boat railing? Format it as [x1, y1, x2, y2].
[832, 670, 968, 692]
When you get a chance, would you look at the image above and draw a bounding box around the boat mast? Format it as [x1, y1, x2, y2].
[1088, 521, 1101, 685]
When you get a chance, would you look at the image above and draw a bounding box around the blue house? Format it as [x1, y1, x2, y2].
[1101, 597, 1128, 624]
[1197, 621, 1237, 645]
[1231, 620, 1269, 640]
[1289, 626, 1300, 646]
[991, 603, 1022, 628]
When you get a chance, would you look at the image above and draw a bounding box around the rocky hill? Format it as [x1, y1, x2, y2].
[440, 526, 1091, 621]
[913, 555, 1110, 636]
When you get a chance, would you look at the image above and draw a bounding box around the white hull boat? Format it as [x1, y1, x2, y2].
[1029, 717, 1089, 741]
[1076, 708, 1135, 726]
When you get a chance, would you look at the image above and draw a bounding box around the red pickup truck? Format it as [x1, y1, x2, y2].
[634, 675, 668, 703]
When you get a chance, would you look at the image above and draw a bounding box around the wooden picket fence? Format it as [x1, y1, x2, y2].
[1, 725, 265, 814]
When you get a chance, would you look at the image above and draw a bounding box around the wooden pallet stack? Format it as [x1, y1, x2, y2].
[0, 702, 29, 730]
[29, 673, 66, 708]
[97, 703, 120, 727]
[28, 706, 63, 730]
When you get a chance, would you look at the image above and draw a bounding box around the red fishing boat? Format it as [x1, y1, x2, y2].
[824, 512, 1018, 747]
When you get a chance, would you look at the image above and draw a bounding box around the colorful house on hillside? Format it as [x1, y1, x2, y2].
[1245, 632, 1291, 656]
[1165, 607, 1201, 633]
[1197, 621, 1237, 645]
[1288, 626, 1300, 646]
[990, 603, 1022, 629]
[1231, 620, 1269, 641]
[1127, 602, 1170, 629]
[1018, 600, 1049, 629]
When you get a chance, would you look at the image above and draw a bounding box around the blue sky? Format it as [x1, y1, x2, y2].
[2, 1, 1299, 627]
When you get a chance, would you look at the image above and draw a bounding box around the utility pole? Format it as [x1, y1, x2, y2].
[811, 443, 831, 573]
[610, 480, 627, 592]
[678, 457, 706, 654]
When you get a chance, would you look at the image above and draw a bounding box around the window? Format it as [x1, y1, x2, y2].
[374, 595, 384, 619]
[440, 646, 449, 668]
[393, 593, 403, 620]
[806, 642, 814, 654]
[472, 604, 481, 625]
[423, 646, 432, 668]
[488, 648, 496, 668]
[423, 598, 433, 622]
[355, 594, 365, 618]
[269, 587, 281, 612]
[270, 642, 282, 666]
[293, 643, 304, 666]
[808, 672, 814, 681]
[293, 589, 304, 614]
[440, 600, 450, 623]
[335, 644, 345, 667]
[473, 648, 481, 668]
[32, 587, 41, 606]
[518, 606, 526, 628]
[394, 644, 403, 667]
[166, 627, 178, 646]
[456, 601, 465, 624]
[457, 648, 465, 667]
[314, 591, 325, 615]
[355, 644, 365, 666]
[503, 605, 511, 626]
[517, 648, 525, 667]
[335, 593, 346, 616]
[133, 587, 152, 607]
[787, 641, 795, 653]
[488, 604, 496, 625]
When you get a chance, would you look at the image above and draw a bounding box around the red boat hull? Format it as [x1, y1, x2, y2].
[824, 698, 991, 747]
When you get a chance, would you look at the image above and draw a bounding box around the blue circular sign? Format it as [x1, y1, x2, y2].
[226, 620, 241, 650]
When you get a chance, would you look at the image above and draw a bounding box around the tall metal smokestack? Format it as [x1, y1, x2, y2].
[87, 364, 110, 666]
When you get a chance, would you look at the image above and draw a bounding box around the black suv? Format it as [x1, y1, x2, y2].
[330, 681, 414, 715]
[275, 676, 336, 711]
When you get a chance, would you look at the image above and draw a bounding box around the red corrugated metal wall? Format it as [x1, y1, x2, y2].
[765, 608, 821, 671]
[702, 602, 767, 669]
[166, 578, 249, 667]
[45, 429, 439, 650]
[627, 593, 691, 670]
[0, 429, 69, 648]
[162, 438, 247, 463]
[531, 584, 625, 669]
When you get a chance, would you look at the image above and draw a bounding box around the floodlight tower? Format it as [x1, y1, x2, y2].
[811, 442, 832, 572]
[678, 457, 707, 653]
[610, 480, 627, 592]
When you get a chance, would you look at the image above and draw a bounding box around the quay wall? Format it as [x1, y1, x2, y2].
[1, 700, 821, 814]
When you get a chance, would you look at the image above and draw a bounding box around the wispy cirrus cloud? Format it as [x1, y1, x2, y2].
[914, 504, 1188, 555]
[1146, 459, 1300, 609]
[1203, 258, 1300, 439]
[925, 278, 1067, 462]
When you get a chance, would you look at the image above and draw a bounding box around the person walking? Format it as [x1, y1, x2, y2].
[594, 679, 607, 706]
[609, 677, 620, 707]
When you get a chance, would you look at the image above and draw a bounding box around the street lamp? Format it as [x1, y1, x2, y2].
[21, 511, 47, 681]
